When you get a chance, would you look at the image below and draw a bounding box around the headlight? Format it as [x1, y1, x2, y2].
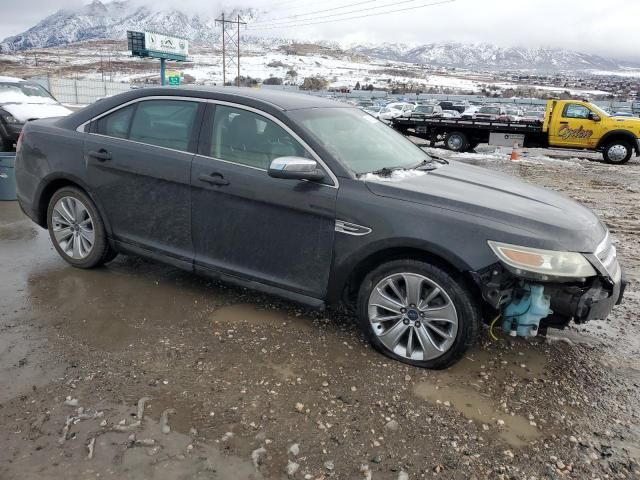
[488, 241, 597, 279]
[0, 111, 20, 124]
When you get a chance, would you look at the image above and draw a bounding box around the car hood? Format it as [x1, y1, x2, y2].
[0, 102, 72, 123]
[363, 160, 607, 253]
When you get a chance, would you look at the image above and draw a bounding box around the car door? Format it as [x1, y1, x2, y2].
[191, 103, 338, 299]
[550, 103, 602, 149]
[84, 98, 203, 262]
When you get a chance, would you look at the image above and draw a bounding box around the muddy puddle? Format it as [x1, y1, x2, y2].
[413, 381, 541, 447]
[412, 342, 549, 447]
[209, 303, 314, 331]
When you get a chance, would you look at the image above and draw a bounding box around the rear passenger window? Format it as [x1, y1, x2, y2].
[95, 104, 135, 139]
[129, 100, 199, 151]
[207, 105, 309, 169]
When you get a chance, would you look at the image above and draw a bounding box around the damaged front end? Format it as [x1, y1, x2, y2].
[472, 234, 626, 337]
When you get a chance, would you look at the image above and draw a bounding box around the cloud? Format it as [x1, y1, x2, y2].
[1, 0, 639, 62]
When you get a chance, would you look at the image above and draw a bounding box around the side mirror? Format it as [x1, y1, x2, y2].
[590, 113, 601, 122]
[268, 157, 325, 181]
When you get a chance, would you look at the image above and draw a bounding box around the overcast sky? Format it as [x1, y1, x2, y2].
[1, 0, 639, 61]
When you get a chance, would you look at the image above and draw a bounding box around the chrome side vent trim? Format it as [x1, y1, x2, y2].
[335, 220, 372, 236]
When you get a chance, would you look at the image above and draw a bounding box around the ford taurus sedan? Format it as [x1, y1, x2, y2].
[15, 87, 625, 369]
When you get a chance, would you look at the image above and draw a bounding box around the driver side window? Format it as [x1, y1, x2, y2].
[206, 105, 309, 169]
[563, 104, 591, 119]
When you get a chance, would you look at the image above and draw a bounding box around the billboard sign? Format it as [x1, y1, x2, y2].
[144, 31, 189, 58]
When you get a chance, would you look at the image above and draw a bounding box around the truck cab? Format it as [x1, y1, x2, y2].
[545, 100, 640, 163]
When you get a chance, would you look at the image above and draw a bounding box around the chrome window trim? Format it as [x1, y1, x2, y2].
[75, 95, 206, 133]
[85, 133, 196, 156]
[76, 95, 339, 188]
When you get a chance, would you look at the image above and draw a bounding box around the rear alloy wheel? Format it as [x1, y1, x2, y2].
[445, 131, 468, 152]
[357, 260, 480, 369]
[47, 186, 116, 268]
[603, 141, 633, 164]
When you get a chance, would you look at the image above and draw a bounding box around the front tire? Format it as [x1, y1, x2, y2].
[47, 186, 115, 268]
[357, 259, 481, 369]
[603, 140, 633, 164]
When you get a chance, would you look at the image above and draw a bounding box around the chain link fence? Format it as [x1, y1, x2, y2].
[33, 77, 132, 105]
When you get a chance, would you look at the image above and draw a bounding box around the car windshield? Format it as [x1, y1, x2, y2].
[288, 107, 431, 174]
[0, 82, 56, 104]
[480, 107, 500, 114]
[415, 106, 433, 113]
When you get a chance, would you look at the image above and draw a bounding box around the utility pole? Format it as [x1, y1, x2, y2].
[215, 14, 246, 86]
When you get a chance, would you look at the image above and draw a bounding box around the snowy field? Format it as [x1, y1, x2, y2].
[0, 41, 622, 97]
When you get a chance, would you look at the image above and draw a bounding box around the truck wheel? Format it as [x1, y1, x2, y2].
[445, 131, 468, 152]
[357, 259, 481, 369]
[603, 141, 633, 164]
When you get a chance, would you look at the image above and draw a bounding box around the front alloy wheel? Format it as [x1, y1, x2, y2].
[368, 273, 458, 361]
[357, 259, 480, 369]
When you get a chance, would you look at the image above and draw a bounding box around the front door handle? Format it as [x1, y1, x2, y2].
[199, 172, 230, 186]
[88, 149, 112, 161]
[559, 121, 569, 125]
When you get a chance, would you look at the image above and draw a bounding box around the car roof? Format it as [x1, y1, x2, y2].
[159, 86, 347, 111]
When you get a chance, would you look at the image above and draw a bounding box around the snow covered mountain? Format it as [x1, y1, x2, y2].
[0, 1, 635, 71]
[349, 42, 627, 71]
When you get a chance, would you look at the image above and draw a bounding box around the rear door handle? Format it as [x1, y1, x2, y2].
[88, 149, 112, 161]
[198, 172, 230, 186]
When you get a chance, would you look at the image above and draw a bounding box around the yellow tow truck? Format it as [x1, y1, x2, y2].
[392, 99, 640, 164]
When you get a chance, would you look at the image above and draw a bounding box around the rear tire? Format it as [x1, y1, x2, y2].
[47, 186, 115, 269]
[444, 131, 468, 152]
[356, 259, 481, 369]
[603, 140, 633, 164]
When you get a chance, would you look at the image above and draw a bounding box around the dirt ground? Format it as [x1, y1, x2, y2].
[0, 146, 639, 480]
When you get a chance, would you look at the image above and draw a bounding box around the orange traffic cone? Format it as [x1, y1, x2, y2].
[510, 142, 520, 161]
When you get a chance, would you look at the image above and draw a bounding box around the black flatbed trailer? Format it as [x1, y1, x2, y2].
[391, 115, 548, 152]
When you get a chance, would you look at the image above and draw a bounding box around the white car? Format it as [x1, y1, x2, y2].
[441, 110, 461, 118]
[410, 105, 443, 118]
[0, 76, 72, 150]
[379, 102, 415, 121]
[473, 105, 507, 121]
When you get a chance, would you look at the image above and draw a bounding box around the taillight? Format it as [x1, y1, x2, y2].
[16, 130, 24, 153]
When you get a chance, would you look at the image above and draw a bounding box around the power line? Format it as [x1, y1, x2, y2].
[249, 0, 384, 26]
[247, 0, 455, 31]
[215, 14, 246, 86]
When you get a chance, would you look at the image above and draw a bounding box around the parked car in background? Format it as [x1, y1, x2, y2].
[0, 76, 72, 151]
[379, 102, 415, 121]
[363, 105, 385, 119]
[410, 105, 443, 118]
[15, 87, 625, 369]
[521, 110, 545, 124]
[355, 100, 375, 109]
[501, 107, 524, 122]
[441, 110, 461, 119]
[461, 106, 480, 119]
[473, 105, 507, 121]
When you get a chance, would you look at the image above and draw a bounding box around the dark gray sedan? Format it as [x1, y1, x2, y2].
[15, 87, 625, 369]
